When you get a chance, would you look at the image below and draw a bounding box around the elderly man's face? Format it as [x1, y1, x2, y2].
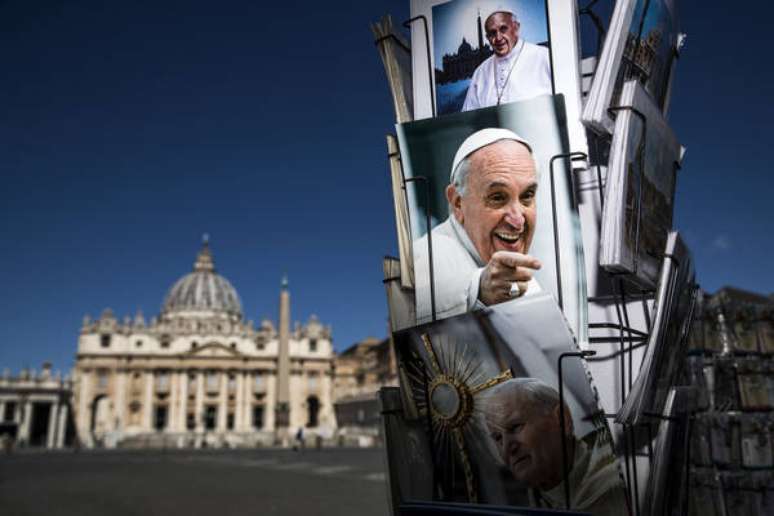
[485, 12, 520, 57]
[448, 140, 537, 263]
[486, 394, 566, 490]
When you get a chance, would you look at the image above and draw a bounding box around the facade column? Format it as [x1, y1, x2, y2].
[143, 370, 154, 430]
[242, 371, 251, 430]
[20, 399, 33, 444]
[114, 370, 127, 429]
[294, 370, 303, 430]
[177, 371, 188, 432]
[321, 369, 334, 429]
[265, 371, 276, 431]
[167, 371, 178, 432]
[0, 400, 6, 421]
[77, 371, 92, 445]
[234, 371, 243, 432]
[46, 402, 59, 448]
[13, 401, 22, 423]
[217, 372, 227, 431]
[56, 404, 69, 448]
[195, 371, 204, 431]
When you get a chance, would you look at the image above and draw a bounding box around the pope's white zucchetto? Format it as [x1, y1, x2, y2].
[450, 128, 533, 182]
[485, 7, 518, 23]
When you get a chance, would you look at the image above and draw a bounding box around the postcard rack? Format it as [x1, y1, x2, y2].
[386, 8, 684, 513]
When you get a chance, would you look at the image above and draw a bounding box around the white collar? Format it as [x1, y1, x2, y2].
[494, 39, 524, 65]
[449, 215, 485, 267]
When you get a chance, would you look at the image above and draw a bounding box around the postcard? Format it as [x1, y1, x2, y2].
[389, 292, 629, 513]
[741, 416, 773, 469]
[582, 0, 682, 134]
[709, 414, 741, 468]
[727, 303, 762, 353]
[383, 257, 417, 332]
[758, 311, 774, 353]
[408, 0, 587, 156]
[616, 231, 695, 425]
[687, 470, 725, 516]
[410, 0, 554, 118]
[689, 415, 712, 467]
[598, 80, 681, 289]
[396, 95, 588, 344]
[387, 134, 416, 289]
[372, 15, 414, 123]
[643, 387, 693, 516]
[713, 358, 740, 412]
[737, 361, 770, 411]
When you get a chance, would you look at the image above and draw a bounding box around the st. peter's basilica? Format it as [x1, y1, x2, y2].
[73, 239, 335, 448]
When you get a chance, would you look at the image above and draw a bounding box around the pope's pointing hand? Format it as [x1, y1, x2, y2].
[479, 251, 542, 306]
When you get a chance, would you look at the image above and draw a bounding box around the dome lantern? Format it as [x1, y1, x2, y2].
[161, 238, 243, 318]
[194, 235, 215, 273]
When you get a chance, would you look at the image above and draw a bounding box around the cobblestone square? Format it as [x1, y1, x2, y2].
[0, 448, 390, 516]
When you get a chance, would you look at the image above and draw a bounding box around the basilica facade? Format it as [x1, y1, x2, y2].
[73, 240, 335, 448]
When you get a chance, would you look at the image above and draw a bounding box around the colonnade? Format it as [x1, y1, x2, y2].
[0, 396, 69, 448]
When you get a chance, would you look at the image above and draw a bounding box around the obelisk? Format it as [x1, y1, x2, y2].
[275, 275, 291, 432]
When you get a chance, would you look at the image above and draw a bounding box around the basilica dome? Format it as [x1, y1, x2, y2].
[162, 240, 243, 318]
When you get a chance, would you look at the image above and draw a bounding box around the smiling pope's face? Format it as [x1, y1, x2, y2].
[447, 139, 537, 264]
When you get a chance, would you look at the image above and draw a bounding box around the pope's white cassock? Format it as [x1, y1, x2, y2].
[413, 215, 540, 325]
[462, 39, 552, 112]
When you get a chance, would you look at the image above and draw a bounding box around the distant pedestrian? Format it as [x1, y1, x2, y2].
[1, 434, 13, 454]
[293, 427, 304, 451]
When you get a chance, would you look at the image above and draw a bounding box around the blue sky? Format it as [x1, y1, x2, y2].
[1, 0, 772, 374]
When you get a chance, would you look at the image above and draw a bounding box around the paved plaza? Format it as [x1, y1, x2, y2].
[0, 448, 391, 516]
